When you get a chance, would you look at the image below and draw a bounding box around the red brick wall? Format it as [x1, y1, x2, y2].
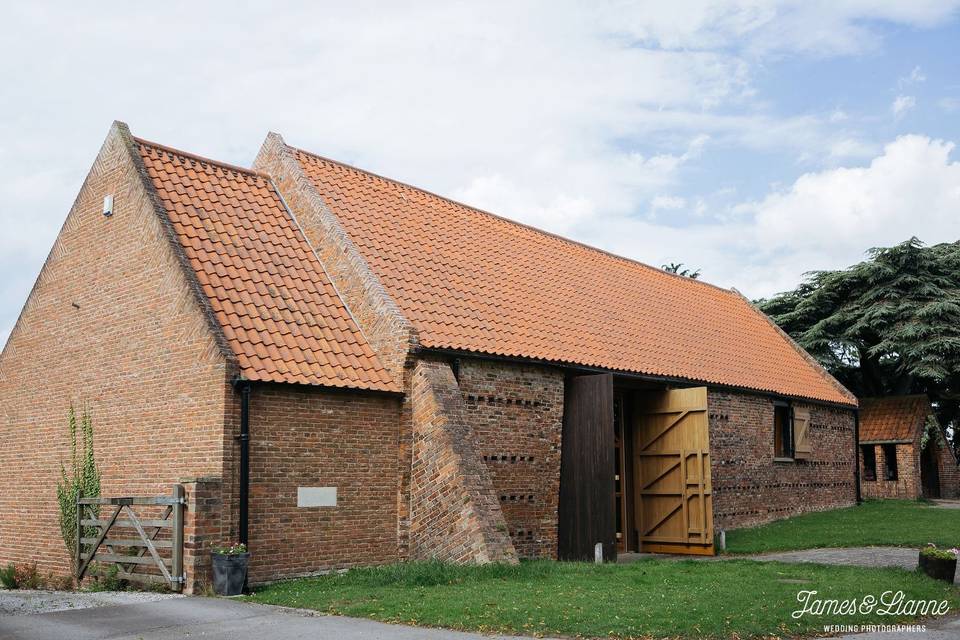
[181, 476, 223, 593]
[860, 443, 920, 500]
[0, 123, 234, 580]
[246, 384, 402, 584]
[936, 441, 960, 499]
[708, 391, 857, 530]
[408, 358, 517, 563]
[456, 358, 564, 558]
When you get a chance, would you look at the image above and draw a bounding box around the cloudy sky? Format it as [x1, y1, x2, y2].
[2, 2, 959, 344]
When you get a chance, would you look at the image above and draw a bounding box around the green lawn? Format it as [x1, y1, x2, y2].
[725, 500, 960, 554]
[245, 560, 959, 638]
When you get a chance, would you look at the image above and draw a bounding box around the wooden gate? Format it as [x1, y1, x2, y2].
[633, 387, 714, 555]
[558, 373, 616, 561]
[76, 486, 184, 591]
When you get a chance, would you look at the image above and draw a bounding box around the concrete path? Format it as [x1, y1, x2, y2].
[0, 597, 542, 640]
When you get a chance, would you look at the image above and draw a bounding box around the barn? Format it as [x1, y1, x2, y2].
[0, 122, 858, 591]
[858, 395, 959, 500]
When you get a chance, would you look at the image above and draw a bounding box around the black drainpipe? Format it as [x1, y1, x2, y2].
[234, 379, 252, 545]
[854, 408, 862, 504]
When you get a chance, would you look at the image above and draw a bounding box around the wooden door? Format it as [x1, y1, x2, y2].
[633, 387, 714, 555]
[558, 373, 616, 561]
[921, 444, 941, 498]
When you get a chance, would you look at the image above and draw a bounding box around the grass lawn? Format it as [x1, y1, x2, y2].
[245, 559, 959, 638]
[725, 500, 960, 554]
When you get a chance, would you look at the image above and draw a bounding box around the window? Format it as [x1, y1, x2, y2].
[861, 445, 877, 481]
[882, 444, 899, 481]
[774, 403, 793, 459]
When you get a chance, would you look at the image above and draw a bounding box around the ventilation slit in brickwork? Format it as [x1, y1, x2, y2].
[483, 454, 536, 463]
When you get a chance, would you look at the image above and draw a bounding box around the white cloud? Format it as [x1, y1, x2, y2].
[651, 195, 687, 211]
[899, 65, 927, 87]
[481, 135, 960, 301]
[0, 1, 958, 343]
[598, 1, 960, 57]
[570, 135, 960, 299]
[730, 135, 960, 294]
[892, 95, 917, 118]
[829, 108, 849, 123]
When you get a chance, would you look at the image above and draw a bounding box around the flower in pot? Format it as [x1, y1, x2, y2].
[211, 542, 250, 596]
[918, 544, 958, 583]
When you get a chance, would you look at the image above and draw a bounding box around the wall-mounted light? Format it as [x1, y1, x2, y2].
[103, 195, 114, 217]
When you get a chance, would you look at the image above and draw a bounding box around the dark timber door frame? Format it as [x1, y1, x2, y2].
[558, 373, 616, 561]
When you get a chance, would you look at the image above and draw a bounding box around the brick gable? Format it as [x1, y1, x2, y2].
[0, 122, 235, 579]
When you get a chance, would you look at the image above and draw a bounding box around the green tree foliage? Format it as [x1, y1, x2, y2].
[662, 262, 701, 279]
[56, 405, 101, 572]
[758, 239, 960, 442]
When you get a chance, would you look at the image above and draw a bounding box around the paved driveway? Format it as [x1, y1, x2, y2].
[835, 616, 960, 639]
[0, 597, 539, 640]
[2, 588, 958, 640]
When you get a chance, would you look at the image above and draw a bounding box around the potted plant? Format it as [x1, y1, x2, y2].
[211, 543, 249, 596]
[918, 544, 957, 583]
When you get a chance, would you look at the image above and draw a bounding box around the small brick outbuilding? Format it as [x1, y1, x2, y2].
[0, 122, 859, 591]
[859, 395, 959, 500]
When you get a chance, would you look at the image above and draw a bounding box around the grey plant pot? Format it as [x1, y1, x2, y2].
[211, 552, 250, 596]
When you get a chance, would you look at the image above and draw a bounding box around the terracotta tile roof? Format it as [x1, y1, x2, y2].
[136, 139, 398, 392]
[859, 395, 930, 443]
[291, 148, 855, 406]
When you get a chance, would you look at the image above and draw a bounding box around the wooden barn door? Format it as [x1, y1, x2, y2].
[921, 444, 941, 498]
[558, 373, 616, 561]
[633, 387, 714, 555]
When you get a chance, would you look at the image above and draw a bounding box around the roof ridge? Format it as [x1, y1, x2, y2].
[861, 394, 929, 402]
[134, 136, 271, 181]
[291, 145, 740, 298]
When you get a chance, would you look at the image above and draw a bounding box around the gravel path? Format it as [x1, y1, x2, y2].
[735, 546, 959, 583]
[746, 546, 925, 573]
[931, 499, 960, 509]
[0, 588, 183, 616]
[625, 545, 958, 583]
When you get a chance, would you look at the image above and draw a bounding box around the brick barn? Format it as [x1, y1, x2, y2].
[0, 122, 859, 591]
[858, 395, 959, 500]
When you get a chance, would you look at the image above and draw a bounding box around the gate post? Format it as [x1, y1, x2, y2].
[171, 484, 184, 592]
[74, 498, 82, 578]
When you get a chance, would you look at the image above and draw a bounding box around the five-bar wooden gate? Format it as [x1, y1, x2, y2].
[76, 485, 184, 591]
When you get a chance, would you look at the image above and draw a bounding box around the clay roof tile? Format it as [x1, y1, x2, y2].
[292, 146, 854, 405]
[136, 139, 397, 393]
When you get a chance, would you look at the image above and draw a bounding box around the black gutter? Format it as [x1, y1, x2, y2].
[854, 408, 862, 504]
[234, 379, 252, 545]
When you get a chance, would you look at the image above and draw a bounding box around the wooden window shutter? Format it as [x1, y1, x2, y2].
[793, 407, 812, 459]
